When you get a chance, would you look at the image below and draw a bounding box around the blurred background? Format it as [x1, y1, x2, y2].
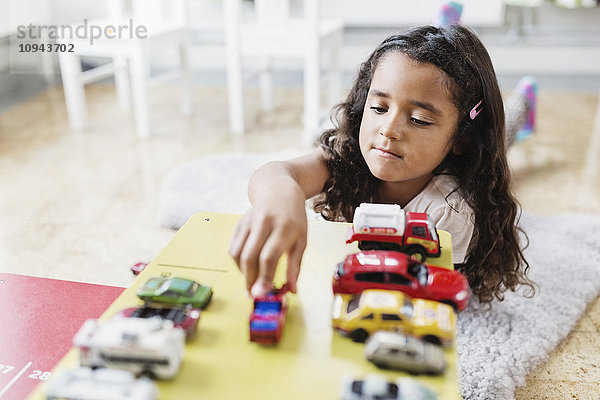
[1, 1, 599, 397]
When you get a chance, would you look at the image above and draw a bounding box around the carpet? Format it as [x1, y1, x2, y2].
[158, 150, 304, 229]
[457, 213, 600, 400]
[159, 151, 600, 400]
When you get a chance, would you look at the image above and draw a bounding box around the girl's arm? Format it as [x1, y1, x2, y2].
[228, 149, 330, 297]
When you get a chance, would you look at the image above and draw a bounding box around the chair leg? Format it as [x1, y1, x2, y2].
[326, 30, 343, 112]
[224, 0, 245, 135]
[58, 51, 87, 130]
[259, 57, 274, 113]
[302, 0, 320, 144]
[129, 45, 151, 139]
[113, 55, 131, 109]
[179, 33, 193, 117]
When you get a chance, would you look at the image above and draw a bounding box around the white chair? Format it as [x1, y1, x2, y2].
[58, 0, 193, 139]
[223, 0, 344, 143]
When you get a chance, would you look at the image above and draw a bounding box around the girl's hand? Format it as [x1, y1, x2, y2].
[228, 185, 307, 298]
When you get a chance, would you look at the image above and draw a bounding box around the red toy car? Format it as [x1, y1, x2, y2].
[249, 284, 290, 344]
[114, 306, 201, 340]
[332, 250, 470, 312]
[130, 262, 148, 276]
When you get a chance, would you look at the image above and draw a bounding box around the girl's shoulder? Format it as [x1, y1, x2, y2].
[406, 175, 475, 264]
[405, 174, 472, 217]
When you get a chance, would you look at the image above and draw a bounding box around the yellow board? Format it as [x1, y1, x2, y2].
[30, 212, 461, 400]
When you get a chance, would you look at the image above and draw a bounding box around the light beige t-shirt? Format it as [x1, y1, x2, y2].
[403, 174, 474, 264]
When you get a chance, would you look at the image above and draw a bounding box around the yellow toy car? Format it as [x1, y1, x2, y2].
[331, 289, 455, 346]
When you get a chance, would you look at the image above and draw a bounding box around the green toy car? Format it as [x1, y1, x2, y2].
[137, 277, 213, 309]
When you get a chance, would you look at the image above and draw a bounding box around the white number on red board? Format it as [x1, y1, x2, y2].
[0, 365, 15, 374]
[28, 370, 52, 380]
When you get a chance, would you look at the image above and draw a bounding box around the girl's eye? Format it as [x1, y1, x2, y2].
[370, 106, 387, 114]
[410, 117, 433, 126]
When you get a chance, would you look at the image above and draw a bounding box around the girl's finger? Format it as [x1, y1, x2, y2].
[250, 233, 288, 297]
[239, 220, 273, 292]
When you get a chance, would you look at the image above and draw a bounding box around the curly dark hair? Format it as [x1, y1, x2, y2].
[313, 25, 535, 303]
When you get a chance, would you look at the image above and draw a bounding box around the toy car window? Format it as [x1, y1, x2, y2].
[250, 320, 278, 331]
[171, 310, 186, 324]
[417, 269, 428, 286]
[187, 283, 199, 296]
[388, 273, 411, 286]
[387, 383, 399, 397]
[347, 297, 361, 314]
[411, 226, 427, 238]
[426, 215, 439, 241]
[255, 301, 281, 314]
[381, 313, 402, 321]
[355, 272, 386, 283]
[351, 381, 363, 395]
[401, 298, 414, 318]
[408, 263, 428, 284]
[361, 313, 374, 320]
[156, 280, 172, 294]
[405, 350, 418, 358]
[336, 262, 345, 276]
[132, 308, 149, 318]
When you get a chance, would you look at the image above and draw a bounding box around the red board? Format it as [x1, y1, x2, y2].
[0, 273, 124, 400]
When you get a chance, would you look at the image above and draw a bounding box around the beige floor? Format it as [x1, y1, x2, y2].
[0, 82, 599, 399]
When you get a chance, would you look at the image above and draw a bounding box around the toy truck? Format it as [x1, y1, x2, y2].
[73, 317, 185, 380]
[346, 203, 440, 261]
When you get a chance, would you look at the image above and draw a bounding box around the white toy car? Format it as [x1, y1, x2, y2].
[45, 367, 157, 400]
[364, 331, 446, 375]
[340, 374, 437, 400]
[74, 317, 185, 380]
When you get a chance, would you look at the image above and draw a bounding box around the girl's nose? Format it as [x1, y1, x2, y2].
[379, 125, 402, 140]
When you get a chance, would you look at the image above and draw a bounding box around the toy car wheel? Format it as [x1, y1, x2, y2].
[426, 367, 445, 376]
[407, 246, 427, 262]
[200, 291, 213, 309]
[441, 299, 459, 313]
[421, 335, 442, 346]
[374, 362, 389, 370]
[140, 369, 156, 380]
[358, 241, 379, 251]
[350, 329, 369, 343]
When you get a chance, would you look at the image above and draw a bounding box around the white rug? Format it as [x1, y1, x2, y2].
[158, 150, 305, 229]
[159, 152, 600, 400]
[457, 213, 600, 400]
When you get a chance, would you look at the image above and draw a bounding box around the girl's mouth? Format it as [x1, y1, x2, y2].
[374, 147, 403, 159]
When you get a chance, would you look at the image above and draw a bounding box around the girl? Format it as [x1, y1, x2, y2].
[229, 24, 536, 304]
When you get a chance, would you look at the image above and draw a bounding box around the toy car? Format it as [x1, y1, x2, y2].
[340, 374, 437, 400]
[45, 366, 157, 400]
[249, 284, 290, 344]
[114, 306, 201, 340]
[347, 203, 440, 261]
[130, 262, 148, 276]
[331, 289, 456, 346]
[74, 317, 185, 380]
[333, 250, 470, 312]
[137, 277, 213, 309]
[364, 331, 446, 375]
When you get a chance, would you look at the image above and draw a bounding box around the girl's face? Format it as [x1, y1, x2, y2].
[359, 52, 459, 194]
